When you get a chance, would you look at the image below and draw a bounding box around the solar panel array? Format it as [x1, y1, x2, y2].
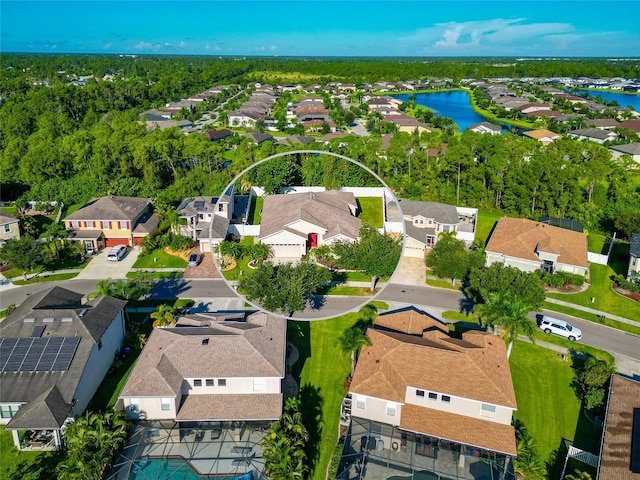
[0, 337, 81, 373]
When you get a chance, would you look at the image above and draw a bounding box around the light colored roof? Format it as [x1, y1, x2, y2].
[176, 393, 283, 421]
[610, 142, 640, 156]
[523, 129, 562, 141]
[350, 311, 517, 409]
[259, 191, 361, 242]
[0, 211, 19, 224]
[567, 128, 617, 141]
[120, 312, 286, 398]
[64, 196, 149, 221]
[486, 217, 588, 268]
[400, 404, 517, 455]
[598, 375, 640, 480]
[397, 200, 458, 225]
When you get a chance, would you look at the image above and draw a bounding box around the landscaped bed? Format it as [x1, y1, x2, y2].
[132, 248, 188, 269]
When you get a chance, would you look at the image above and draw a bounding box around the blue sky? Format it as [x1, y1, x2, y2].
[2, 1, 639, 57]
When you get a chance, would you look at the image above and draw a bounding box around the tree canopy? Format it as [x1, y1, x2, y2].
[0, 237, 47, 281]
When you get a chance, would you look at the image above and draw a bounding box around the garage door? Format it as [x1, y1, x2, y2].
[105, 238, 130, 247]
[270, 244, 304, 258]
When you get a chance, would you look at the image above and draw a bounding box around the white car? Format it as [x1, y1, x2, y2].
[107, 245, 127, 262]
[539, 316, 582, 341]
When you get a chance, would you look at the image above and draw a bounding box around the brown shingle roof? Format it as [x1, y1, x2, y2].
[64, 196, 149, 221]
[598, 375, 640, 480]
[523, 129, 562, 141]
[400, 404, 517, 455]
[259, 191, 361, 242]
[486, 217, 588, 268]
[176, 393, 282, 421]
[375, 307, 449, 336]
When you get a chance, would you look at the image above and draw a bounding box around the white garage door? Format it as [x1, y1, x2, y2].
[270, 244, 305, 258]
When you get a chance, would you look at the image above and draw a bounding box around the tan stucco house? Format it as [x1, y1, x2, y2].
[0, 211, 21, 245]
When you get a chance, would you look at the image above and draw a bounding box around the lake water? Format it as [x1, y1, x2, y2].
[574, 90, 640, 111]
[395, 91, 487, 131]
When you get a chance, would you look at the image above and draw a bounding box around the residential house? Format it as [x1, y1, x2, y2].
[0, 287, 126, 450]
[0, 211, 21, 245]
[468, 122, 502, 135]
[227, 111, 264, 128]
[274, 135, 315, 147]
[244, 132, 274, 145]
[619, 119, 640, 133]
[585, 118, 619, 130]
[628, 233, 640, 281]
[205, 129, 234, 142]
[597, 374, 640, 479]
[398, 200, 476, 257]
[567, 128, 618, 144]
[383, 114, 434, 134]
[258, 191, 361, 258]
[485, 217, 588, 276]
[609, 142, 640, 164]
[64, 196, 159, 250]
[176, 189, 234, 253]
[118, 311, 285, 424]
[522, 129, 563, 146]
[342, 306, 517, 479]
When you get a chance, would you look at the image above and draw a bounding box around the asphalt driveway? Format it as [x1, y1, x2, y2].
[75, 246, 140, 280]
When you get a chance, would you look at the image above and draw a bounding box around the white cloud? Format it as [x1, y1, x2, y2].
[164, 42, 172, 47]
[269, 45, 277, 51]
[178, 41, 186, 48]
[134, 41, 153, 50]
[104, 42, 112, 49]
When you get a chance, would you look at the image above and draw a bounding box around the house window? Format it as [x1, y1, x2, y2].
[0, 404, 20, 419]
[3, 224, 10, 233]
[193, 379, 202, 387]
[416, 390, 425, 397]
[86, 221, 94, 228]
[419, 220, 424, 224]
[253, 378, 266, 391]
[119, 221, 128, 229]
[160, 398, 171, 411]
[441, 395, 451, 403]
[72, 221, 80, 228]
[443, 225, 451, 233]
[206, 379, 214, 387]
[356, 400, 365, 410]
[218, 379, 227, 387]
[428, 392, 438, 400]
[218, 203, 224, 212]
[481, 403, 497, 418]
[386, 404, 396, 416]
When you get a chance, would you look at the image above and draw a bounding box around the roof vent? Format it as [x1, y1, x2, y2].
[43, 317, 54, 323]
[79, 309, 88, 317]
[202, 338, 209, 345]
[23, 317, 36, 323]
[61, 317, 73, 323]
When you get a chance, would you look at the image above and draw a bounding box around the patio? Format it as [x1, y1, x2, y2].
[107, 421, 271, 479]
[17, 429, 60, 451]
[337, 418, 515, 480]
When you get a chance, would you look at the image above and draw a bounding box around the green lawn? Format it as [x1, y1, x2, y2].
[3, 256, 87, 279]
[13, 272, 79, 285]
[356, 197, 384, 228]
[88, 349, 141, 412]
[543, 301, 640, 336]
[509, 342, 599, 462]
[1, 426, 63, 479]
[330, 270, 372, 283]
[133, 248, 187, 268]
[425, 279, 460, 290]
[127, 271, 182, 280]
[547, 263, 640, 321]
[288, 312, 357, 480]
[221, 237, 256, 281]
[247, 196, 263, 225]
[0, 206, 18, 215]
[587, 232, 606, 254]
[474, 210, 502, 245]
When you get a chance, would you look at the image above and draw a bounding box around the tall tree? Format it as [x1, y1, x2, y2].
[336, 326, 371, 377]
[151, 304, 178, 328]
[44, 221, 67, 259]
[425, 232, 472, 285]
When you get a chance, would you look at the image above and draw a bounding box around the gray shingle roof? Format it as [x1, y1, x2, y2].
[397, 199, 458, 224]
[610, 143, 640, 156]
[5, 386, 71, 430]
[64, 196, 150, 222]
[630, 233, 640, 258]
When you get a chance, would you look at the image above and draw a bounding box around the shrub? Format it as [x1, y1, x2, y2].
[170, 234, 193, 252]
[613, 274, 640, 293]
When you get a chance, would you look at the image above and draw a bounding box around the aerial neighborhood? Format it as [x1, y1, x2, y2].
[1, 55, 640, 480]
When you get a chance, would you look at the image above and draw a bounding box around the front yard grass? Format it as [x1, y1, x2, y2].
[133, 248, 187, 268]
[288, 311, 357, 480]
[509, 342, 599, 462]
[330, 270, 372, 283]
[13, 272, 79, 285]
[425, 278, 460, 290]
[547, 263, 640, 321]
[247, 196, 263, 225]
[356, 197, 383, 228]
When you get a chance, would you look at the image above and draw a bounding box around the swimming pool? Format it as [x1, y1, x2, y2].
[131, 457, 252, 480]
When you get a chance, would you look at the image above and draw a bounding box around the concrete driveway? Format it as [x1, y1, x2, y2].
[75, 246, 140, 280]
[391, 256, 426, 286]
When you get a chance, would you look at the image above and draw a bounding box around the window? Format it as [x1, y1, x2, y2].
[161, 398, 171, 411]
[206, 379, 214, 387]
[3, 224, 10, 233]
[86, 221, 94, 228]
[194, 379, 202, 387]
[119, 221, 128, 229]
[428, 392, 438, 400]
[416, 390, 425, 397]
[387, 406, 396, 416]
[218, 379, 227, 387]
[72, 221, 80, 228]
[253, 378, 266, 391]
[443, 225, 451, 233]
[481, 403, 497, 418]
[0, 404, 20, 419]
[218, 203, 224, 212]
[441, 395, 451, 403]
[356, 400, 365, 410]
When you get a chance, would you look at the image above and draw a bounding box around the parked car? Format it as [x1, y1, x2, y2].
[538, 316, 582, 341]
[188, 253, 203, 267]
[107, 245, 127, 262]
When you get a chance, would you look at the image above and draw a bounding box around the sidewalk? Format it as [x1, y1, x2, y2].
[545, 297, 640, 328]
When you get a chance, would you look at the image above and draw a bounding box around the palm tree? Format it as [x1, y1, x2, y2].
[357, 303, 378, 326]
[565, 470, 593, 480]
[336, 326, 371, 377]
[245, 242, 271, 264]
[513, 420, 546, 480]
[88, 279, 114, 299]
[215, 240, 242, 265]
[475, 290, 536, 357]
[44, 221, 67, 259]
[151, 304, 178, 328]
